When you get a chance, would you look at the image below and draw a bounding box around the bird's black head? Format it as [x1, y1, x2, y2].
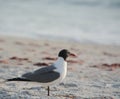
[58, 49, 71, 60]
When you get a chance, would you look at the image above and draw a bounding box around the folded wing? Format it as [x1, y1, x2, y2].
[22, 65, 60, 83]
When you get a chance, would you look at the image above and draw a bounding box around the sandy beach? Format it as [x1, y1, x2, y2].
[0, 35, 120, 99]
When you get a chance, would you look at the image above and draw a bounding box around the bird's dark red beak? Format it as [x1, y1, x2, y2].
[69, 52, 77, 57]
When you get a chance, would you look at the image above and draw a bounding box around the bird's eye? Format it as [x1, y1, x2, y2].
[67, 51, 70, 54]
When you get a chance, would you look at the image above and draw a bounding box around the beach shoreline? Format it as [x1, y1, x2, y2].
[0, 35, 120, 99]
[1, 34, 120, 47]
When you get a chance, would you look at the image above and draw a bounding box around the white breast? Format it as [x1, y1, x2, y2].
[54, 57, 67, 82]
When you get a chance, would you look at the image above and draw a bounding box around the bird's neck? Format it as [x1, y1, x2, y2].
[57, 57, 64, 62]
[54, 57, 67, 71]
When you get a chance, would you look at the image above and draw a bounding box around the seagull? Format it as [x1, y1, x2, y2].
[6, 49, 75, 96]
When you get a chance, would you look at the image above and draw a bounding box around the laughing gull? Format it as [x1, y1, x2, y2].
[6, 49, 75, 96]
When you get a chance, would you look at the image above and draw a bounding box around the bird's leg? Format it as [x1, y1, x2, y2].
[47, 86, 50, 96]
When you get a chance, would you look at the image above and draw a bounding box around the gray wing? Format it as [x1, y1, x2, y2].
[22, 65, 60, 83]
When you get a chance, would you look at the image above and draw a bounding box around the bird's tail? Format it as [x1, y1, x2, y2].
[6, 77, 31, 82]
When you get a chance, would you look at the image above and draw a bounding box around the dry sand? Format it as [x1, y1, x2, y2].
[0, 35, 120, 99]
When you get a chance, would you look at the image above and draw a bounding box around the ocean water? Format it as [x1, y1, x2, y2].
[0, 0, 120, 45]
